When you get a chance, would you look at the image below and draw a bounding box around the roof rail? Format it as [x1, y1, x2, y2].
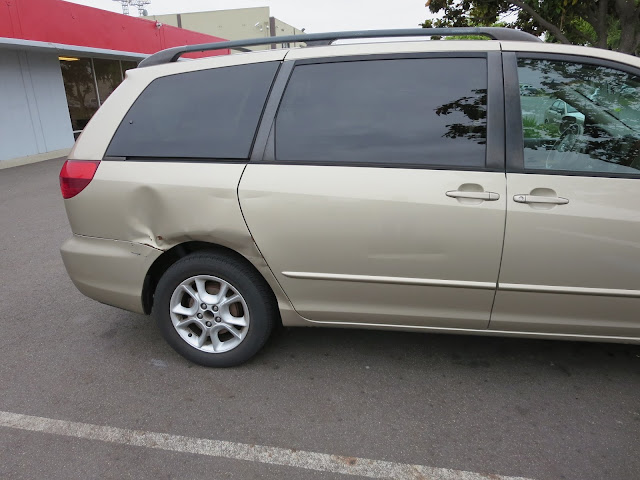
[138, 27, 541, 68]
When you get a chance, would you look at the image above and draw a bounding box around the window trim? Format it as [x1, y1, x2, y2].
[251, 60, 294, 162]
[505, 52, 640, 179]
[254, 52, 504, 172]
[101, 157, 249, 164]
[293, 51, 487, 65]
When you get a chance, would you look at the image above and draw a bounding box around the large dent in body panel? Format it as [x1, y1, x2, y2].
[64, 161, 300, 320]
[65, 161, 293, 305]
[126, 176, 301, 321]
[125, 183, 250, 252]
[66, 162, 253, 253]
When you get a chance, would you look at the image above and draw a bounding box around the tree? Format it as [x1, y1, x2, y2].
[422, 0, 640, 55]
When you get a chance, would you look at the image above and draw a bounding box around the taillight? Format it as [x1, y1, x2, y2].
[59, 160, 101, 199]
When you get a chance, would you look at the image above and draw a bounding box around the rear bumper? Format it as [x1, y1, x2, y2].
[61, 235, 163, 314]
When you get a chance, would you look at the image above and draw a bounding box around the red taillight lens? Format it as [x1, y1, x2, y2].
[59, 160, 101, 199]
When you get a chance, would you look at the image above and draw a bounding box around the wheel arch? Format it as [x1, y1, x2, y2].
[142, 241, 281, 322]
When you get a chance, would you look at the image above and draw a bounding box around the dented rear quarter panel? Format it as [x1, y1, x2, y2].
[63, 161, 300, 322]
[65, 161, 249, 250]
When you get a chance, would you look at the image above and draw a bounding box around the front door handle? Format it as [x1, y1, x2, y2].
[513, 194, 569, 205]
[446, 191, 500, 201]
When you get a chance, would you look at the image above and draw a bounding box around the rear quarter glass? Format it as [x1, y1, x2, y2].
[104, 62, 280, 160]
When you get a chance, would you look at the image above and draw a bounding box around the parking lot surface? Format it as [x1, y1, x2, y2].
[1, 158, 639, 479]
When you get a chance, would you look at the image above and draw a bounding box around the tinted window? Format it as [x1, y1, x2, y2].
[107, 62, 279, 159]
[518, 58, 640, 175]
[275, 58, 487, 167]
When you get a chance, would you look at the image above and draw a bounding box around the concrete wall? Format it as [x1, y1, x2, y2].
[0, 50, 74, 162]
[148, 7, 304, 51]
[273, 17, 305, 41]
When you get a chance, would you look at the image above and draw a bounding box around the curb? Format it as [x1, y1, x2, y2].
[0, 148, 72, 170]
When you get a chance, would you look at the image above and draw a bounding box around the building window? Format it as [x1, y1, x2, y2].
[93, 58, 122, 103]
[59, 57, 139, 135]
[60, 57, 99, 132]
[121, 60, 138, 74]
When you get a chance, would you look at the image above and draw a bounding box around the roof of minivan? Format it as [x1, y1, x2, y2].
[286, 39, 500, 60]
[138, 27, 540, 68]
[140, 39, 640, 78]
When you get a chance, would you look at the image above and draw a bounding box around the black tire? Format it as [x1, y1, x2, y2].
[152, 252, 277, 367]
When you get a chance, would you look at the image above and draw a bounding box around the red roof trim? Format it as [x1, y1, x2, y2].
[0, 0, 229, 57]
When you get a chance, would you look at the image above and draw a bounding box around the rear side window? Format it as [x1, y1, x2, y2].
[274, 57, 487, 167]
[106, 62, 280, 159]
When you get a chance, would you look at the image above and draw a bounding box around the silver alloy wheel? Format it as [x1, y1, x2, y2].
[169, 275, 250, 354]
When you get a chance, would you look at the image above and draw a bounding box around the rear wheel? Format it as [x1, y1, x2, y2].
[152, 252, 276, 367]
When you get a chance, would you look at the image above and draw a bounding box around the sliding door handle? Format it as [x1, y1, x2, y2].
[446, 191, 500, 201]
[514, 194, 569, 205]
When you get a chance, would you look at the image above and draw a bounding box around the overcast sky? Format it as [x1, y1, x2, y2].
[66, 0, 435, 32]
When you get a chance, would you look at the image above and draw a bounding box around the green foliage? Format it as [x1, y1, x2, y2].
[522, 115, 538, 128]
[569, 17, 596, 46]
[522, 115, 559, 139]
[422, 0, 640, 55]
[607, 18, 622, 50]
[444, 35, 490, 40]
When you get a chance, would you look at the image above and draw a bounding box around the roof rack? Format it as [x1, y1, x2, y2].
[138, 27, 541, 68]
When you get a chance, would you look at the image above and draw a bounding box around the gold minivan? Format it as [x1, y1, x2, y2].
[59, 28, 640, 367]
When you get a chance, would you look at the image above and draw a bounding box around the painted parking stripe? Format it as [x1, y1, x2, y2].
[0, 410, 533, 480]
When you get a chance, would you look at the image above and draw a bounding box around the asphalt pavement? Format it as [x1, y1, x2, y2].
[0, 158, 639, 480]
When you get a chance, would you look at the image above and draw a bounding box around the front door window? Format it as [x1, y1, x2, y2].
[518, 58, 640, 175]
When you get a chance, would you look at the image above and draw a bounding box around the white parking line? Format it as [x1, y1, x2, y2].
[0, 410, 533, 480]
